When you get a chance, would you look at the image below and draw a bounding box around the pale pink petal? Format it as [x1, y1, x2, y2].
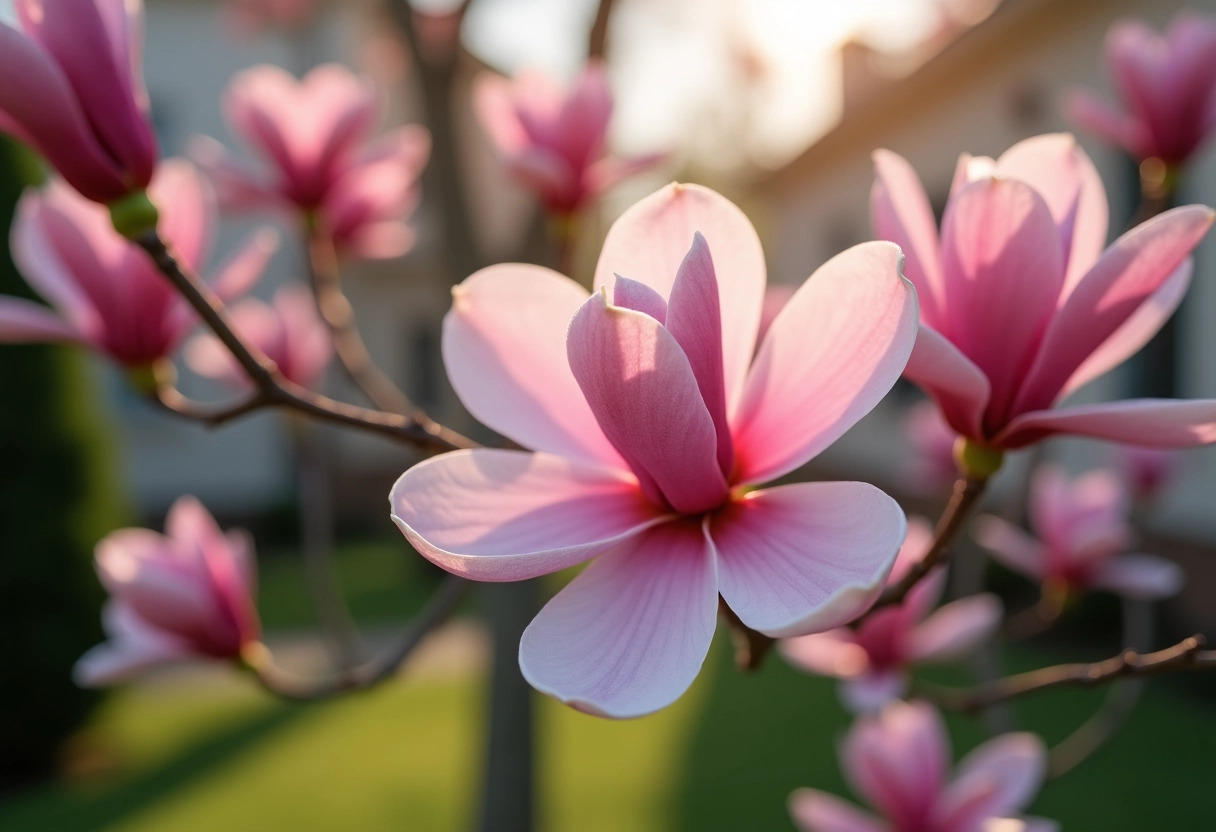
[781, 629, 870, 679]
[756, 283, 796, 345]
[593, 183, 766, 409]
[224, 66, 303, 187]
[992, 133, 1108, 288]
[185, 332, 244, 388]
[389, 449, 668, 582]
[996, 399, 1216, 449]
[1012, 817, 1062, 832]
[474, 71, 530, 155]
[553, 62, 612, 167]
[1065, 89, 1145, 158]
[152, 160, 213, 270]
[972, 515, 1047, 581]
[612, 274, 667, 322]
[732, 241, 917, 484]
[443, 264, 622, 467]
[190, 135, 280, 211]
[840, 671, 909, 714]
[518, 519, 717, 719]
[585, 151, 666, 195]
[843, 701, 950, 826]
[567, 291, 728, 514]
[904, 325, 990, 442]
[74, 602, 191, 686]
[871, 149, 946, 327]
[939, 733, 1046, 826]
[10, 186, 100, 334]
[711, 482, 905, 638]
[789, 789, 889, 832]
[207, 227, 279, 301]
[0, 298, 84, 343]
[1014, 206, 1214, 414]
[1090, 553, 1183, 600]
[939, 178, 1063, 427]
[908, 594, 1002, 663]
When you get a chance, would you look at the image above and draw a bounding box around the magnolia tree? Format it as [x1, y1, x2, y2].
[3, 1, 1216, 829]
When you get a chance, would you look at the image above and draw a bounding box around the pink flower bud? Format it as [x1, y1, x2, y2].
[75, 496, 261, 685]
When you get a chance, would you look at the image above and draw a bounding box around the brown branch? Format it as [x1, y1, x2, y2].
[924, 635, 1213, 712]
[135, 230, 473, 453]
[306, 229, 416, 414]
[247, 574, 470, 701]
[588, 0, 617, 60]
[719, 598, 773, 672]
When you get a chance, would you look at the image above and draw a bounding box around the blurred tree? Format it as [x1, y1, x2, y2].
[0, 137, 126, 791]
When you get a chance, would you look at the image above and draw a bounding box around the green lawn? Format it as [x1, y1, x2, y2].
[3, 542, 1215, 831]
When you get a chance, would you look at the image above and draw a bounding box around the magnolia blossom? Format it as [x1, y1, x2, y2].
[187, 285, 332, 390]
[975, 465, 1183, 601]
[1068, 12, 1216, 166]
[0, 160, 276, 368]
[390, 184, 918, 718]
[791, 701, 1055, 832]
[474, 62, 663, 215]
[1117, 445, 1178, 502]
[874, 133, 1216, 453]
[782, 518, 1001, 712]
[195, 64, 430, 259]
[75, 496, 261, 685]
[0, 0, 158, 204]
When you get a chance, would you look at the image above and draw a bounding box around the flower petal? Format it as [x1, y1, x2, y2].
[518, 519, 717, 719]
[389, 449, 667, 582]
[593, 183, 766, 409]
[789, 789, 889, 832]
[208, 227, 279, 301]
[712, 481, 905, 638]
[871, 149, 946, 327]
[0, 298, 84, 343]
[567, 290, 728, 513]
[443, 264, 622, 467]
[908, 594, 1002, 663]
[1065, 89, 1145, 158]
[732, 241, 917, 484]
[74, 602, 190, 686]
[972, 515, 1047, 581]
[780, 629, 869, 679]
[1090, 553, 1184, 600]
[996, 399, 1216, 449]
[840, 671, 909, 714]
[843, 701, 950, 826]
[939, 733, 1046, 826]
[612, 274, 668, 323]
[904, 324, 990, 442]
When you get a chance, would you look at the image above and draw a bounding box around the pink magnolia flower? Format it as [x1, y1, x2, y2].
[904, 400, 959, 492]
[187, 285, 332, 390]
[0, 159, 276, 368]
[0, 0, 158, 204]
[782, 518, 1001, 712]
[75, 496, 261, 685]
[1067, 12, 1216, 166]
[1116, 445, 1178, 502]
[390, 184, 918, 718]
[791, 701, 1055, 832]
[874, 133, 1216, 454]
[474, 62, 663, 216]
[975, 465, 1183, 601]
[195, 64, 430, 259]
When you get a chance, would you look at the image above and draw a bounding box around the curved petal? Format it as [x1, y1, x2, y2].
[939, 733, 1046, 827]
[442, 264, 622, 467]
[1065, 89, 1145, 158]
[732, 242, 917, 484]
[473, 71, 529, 155]
[908, 594, 1002, 663]
[843, 701, 949, 826]
[780, 629, 869, 679]
[0, 298, 84, 343]
[996, 399, 1216, 450]
[904, 324, 990, 442]
[151, 159, 213, 271]
[567, 290, 728, 514]
[74, 603, 191, 686]
[389, 449, 668, 582]
[939, 177, 1064, 428]
[871, 149, 946, 327]
[208, 228, 279, 301]
[789, 789, 888, 832]
[972, 515, 1046, 581]
[1014, 206, 1214, 414]
[518, 519, 717, 719]
[593, 183, 766, 409]
[712, 481, 906, 638]
[10, 188, 99, 334]
[1090, 553, 1183, 600]
[612, 274, 668, 322]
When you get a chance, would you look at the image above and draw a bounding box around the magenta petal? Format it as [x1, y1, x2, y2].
[389, 449, 668, 582]
[907, 594, 1002, 663]
[1014, 205, 1214, 414]
[567, 290, 728, 514]
[593, 183, 766, 409]
[996, 399, 1216, 449]
[733, 241, 917, 484]
[712, 482, 905, 638]
[0, 298, 83, 343]
[789, 789, 888, 832]
[843, 701, 950, 827]
[937, 733, 1046, 827]
[1091, 553, 1184, 600]
[612, 274, 668, 322]
[518, 519, 717, 719]
[664, 232, 733, 475]
[443, 264, 623, 468]
[871, 149, 946, 328]
[1065, 89, 1145, 158]
[904, 324, 991, 442]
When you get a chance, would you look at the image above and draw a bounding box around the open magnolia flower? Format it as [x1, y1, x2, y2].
[187, 285, 333, 390]
[975, 465, 1183, 601]
[0, 0, 158, 205]
[474, 61, 663, 216]
[0, 160, 276, 369]
[874, 133, 1216, 455]
[1068, 11, 1216, 166]
[390, 183, 918, 718]
[75, 496, 261, 686]
[782, 518, 1001, 712]
[195, 64, 430, 259]
[791, 701, 1055, 832]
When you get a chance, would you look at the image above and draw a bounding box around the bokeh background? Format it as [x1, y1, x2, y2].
[2, 0, 1216, 829]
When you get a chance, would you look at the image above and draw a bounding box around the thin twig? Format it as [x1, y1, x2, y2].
[922, 635, 1213, 712]
[719, 598, 774, 672]
[248, 575, 470, 701]
[1002, 589, 1067, 641]
[134, 230, 473, 453]
[588, 0, 617, 60]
